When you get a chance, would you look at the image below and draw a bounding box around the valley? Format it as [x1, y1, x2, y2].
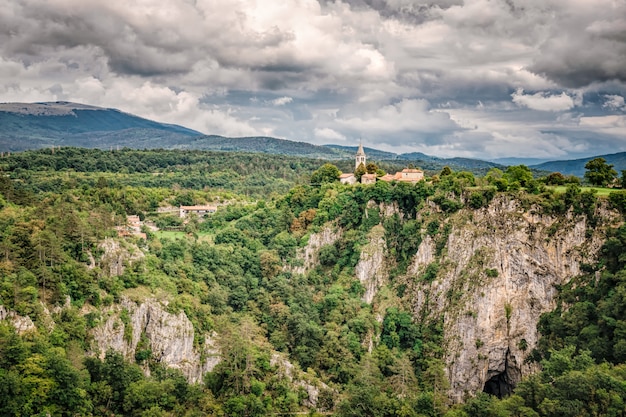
[1, 146, 626, 416]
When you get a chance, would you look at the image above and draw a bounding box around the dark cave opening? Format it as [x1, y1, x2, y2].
[483, 371, 514, 398]
[483, 348, 519, 398]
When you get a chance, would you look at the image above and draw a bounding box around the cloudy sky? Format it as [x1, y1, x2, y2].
[1, 0, 626, 160]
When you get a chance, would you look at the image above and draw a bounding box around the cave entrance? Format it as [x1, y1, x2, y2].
[483, 371, 514, 398]
[483, 349, 519, 398]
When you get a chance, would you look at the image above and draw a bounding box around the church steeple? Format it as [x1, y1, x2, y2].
[355, 140, 366, 169]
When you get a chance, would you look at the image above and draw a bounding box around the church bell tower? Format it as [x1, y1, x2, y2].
[355, 140, 366, 170]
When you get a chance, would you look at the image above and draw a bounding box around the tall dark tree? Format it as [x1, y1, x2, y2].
[354, 163, 367, 178]
[584, 157, 617, 186]
[365, 162, 379, 174]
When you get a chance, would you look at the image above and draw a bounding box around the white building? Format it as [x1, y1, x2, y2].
[355, 141, 366, 169]
[179, 205, 217, 218]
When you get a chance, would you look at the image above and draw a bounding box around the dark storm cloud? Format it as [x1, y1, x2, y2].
[529, 3, 626, 88]
[319, 0, 462, 22]
[0, 1, 205, 76]
[1, 0, 626, 158]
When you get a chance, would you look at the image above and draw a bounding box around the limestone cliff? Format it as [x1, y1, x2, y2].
[91, 297, 219, 383]
[355, 225, 388, 304]
[89, 296, 327, 406]
[0, 305, 36, 334]
[289, 226, 341, 275]
[98, 238, 144, 277]
[407, 195, 619, 402]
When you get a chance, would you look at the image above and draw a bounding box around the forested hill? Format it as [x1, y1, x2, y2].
[183, 135, 346, 159]
[2, 147, 626, 416]
[0, 101, 203, 152]
[0, 147, 357, 199]
[530, 151, 626, 176]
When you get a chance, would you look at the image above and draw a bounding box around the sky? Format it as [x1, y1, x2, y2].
[1, 0, 625, 161]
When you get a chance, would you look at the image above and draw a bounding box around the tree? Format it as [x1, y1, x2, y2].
[485, 168, 503, 183]
[388, 353, 418, 398]
[366, 162, 379, 174]
[545, 172, 566, 185]
[504, 165, 533, 187]
[584, 157, 617, 186]
[311, 163, 340, 185]
[355, 163, 367, 178]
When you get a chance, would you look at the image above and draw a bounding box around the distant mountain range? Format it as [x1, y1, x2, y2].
[1, 101, 624, 176]
[529, 153, 626, 177]
[491, 157, 554, 166]
[0, 101, 202, 152]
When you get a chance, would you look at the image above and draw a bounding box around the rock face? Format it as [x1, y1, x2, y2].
[408, 196, 617, 402]
[290, 226, 341, 275]
[0, 305, 36, 334]
[91, 297, 219, 383]
[355, 225, 388, 304]
[270, 352, 329, 408]
[98, 238, 144, 277]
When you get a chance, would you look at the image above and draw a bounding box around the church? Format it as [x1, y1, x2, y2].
[340, 142, 425, 185]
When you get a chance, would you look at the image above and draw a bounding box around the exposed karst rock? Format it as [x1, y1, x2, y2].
[98, 238, 144, 277]
[0, 305, 36, 334]
[89, 297, 329, 400]
[408, 195, 618, 402]
[377, 201, 403, 219]
[91, 297, 219, 383]
[270, 352, 330, 408]
[290, 226, 341, 275]
[355, 225, 388, 304]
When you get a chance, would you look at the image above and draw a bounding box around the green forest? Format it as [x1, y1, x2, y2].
[1, 148, 626, 417]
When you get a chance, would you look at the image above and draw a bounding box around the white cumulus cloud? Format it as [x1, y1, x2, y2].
[511, 89, 577, 112]
[603, 95, 626, 111]
[269, 96, 293, 106]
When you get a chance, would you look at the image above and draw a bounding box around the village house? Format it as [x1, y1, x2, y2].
[179, 205, 218, 218]
[339, 173, 357, 184]
[115, 214, 147, 240]
[361, 173, 377, 184]
[379, 168, 424, 184]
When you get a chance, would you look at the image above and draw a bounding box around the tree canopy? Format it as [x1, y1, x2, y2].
[584, 157, 617, 186]
[310, 163, 341, 185]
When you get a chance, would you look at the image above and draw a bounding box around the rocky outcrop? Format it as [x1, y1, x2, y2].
[377, 201, 402, 219]
[0, 305, 36, 334]
[270, 352, 330, 408]
[98, 238, 144, 277]
[290, 226, 341, 275]
[355, 225, 388, 304]
[91, 297, 219, 383]
[409, 196, 618, 402]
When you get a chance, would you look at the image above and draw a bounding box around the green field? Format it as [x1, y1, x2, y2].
[550, 186, 615, 196]
[153, 230, 213, 242]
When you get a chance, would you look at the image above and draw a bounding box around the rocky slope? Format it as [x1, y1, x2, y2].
[4, 192, 617, 407]
[355, 225, 388, 304]
[90, 194, 618, 402]
[406, 196, 619, 402]
[90, 297, 220, 383]
[293, 194, 620, 401]
[289, 226, 341, 275]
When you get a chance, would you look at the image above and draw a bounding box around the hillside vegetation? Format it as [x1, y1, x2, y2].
[1, 149, 626, 416]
